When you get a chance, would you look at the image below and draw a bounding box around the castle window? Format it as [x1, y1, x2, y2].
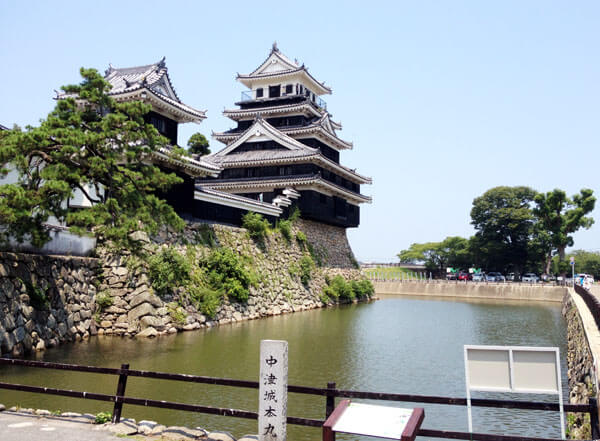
[285, 84, 293, 94]
[269, 85, 281, 98]
[150, 115, 166, 134]
[256, 88, 263, 98]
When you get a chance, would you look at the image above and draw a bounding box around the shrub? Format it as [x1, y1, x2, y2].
[299, 255, 315, 285]
[95, 291, 113, 310]
[190, 286, 221, 318]
[148, 247, 190, 297]
[295, 231, 307, 248]
[288, 206, 300, 222]
[350, 279, 375, 299]
[242, 211, 270, 240]
[203, 248, 253, 302]
[323, 275, 355, 301]
[95, 412, 112, 424]
[277, 219, 292, 242]
[167, 302, 187, 325]
[195, 224, 217, 247]
[320, 292, 331, 304]
[288, 263, 299, 277]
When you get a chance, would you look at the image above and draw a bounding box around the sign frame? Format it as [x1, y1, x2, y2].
[464, 345, 565, 439]
[323, 400, 424, 441]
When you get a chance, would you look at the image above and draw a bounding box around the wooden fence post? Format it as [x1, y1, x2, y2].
[590, 397, 599, 440]
[112, 363, 129, 424]
[326, 382, 336, 418]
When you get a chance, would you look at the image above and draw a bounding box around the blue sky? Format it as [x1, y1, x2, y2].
[2, 1, 599, 262]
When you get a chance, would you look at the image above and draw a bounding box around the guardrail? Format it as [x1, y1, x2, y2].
[0, 357, 596, 440]
[574, 283, 600, 330]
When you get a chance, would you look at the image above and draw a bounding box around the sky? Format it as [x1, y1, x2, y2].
[1, 1, 599, 262]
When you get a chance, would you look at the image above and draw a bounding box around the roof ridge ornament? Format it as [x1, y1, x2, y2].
[157, 56, 166, 69]
[272, 41, 279, 53]
[104, 63, 114, 77]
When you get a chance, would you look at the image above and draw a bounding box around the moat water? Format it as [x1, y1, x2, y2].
[0, 295, 567, 440]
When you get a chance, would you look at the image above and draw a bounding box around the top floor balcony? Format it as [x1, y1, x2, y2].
[240, 89, 327, 111]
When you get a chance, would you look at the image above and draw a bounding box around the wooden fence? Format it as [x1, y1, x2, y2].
[0, 357, 597, 441]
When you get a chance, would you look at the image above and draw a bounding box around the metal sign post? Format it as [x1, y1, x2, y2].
[570, 257, 575, 288]
[464, 345, 565, 439]
[259, 340, 288, 441]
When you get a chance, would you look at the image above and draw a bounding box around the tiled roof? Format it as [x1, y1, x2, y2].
[203, 173, 372, 204]
[195, 186, 283, 216]
[105, 57, 176, 98]
[0, 124, 8, 131]
[223, 100, 323, 120]
[208, 149, 316, 165]
[208, 149, 371, 184]
[151, 147, 221, 177]
[238, 46, 331, 95]
[103, 58, 206, 121]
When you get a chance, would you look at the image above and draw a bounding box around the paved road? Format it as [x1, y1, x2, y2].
[0, 412, 134, 441]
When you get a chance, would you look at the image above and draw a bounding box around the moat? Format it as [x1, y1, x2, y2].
[0, 295, 567, 441]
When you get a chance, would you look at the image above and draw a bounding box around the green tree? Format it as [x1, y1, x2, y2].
[470, 186, 537, 273]
[397, 236, 470, 276]
[566, 250, 600, 279]
[0, 68, 184, 250]
[187, 133, 210, 156]
[533, 189, 595, 276]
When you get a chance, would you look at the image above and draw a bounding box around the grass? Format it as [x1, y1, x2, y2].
[362, 266, 414, 279]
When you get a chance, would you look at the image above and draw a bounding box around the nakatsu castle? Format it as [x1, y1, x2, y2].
[197, 44, 372, 228]
[1, 45, 372, 255]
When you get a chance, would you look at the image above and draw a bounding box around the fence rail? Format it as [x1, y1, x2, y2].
[574, 283, 600, 330]
[0, 357, 596, 440]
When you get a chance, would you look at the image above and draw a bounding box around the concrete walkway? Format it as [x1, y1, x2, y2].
[0, 411, 134, 441]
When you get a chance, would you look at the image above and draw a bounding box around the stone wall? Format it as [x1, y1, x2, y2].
[562, 292, 597, 439]
[294, 219, 358, 268]
[0, 252, 100, 357]
[0, 220, 366, 354]
[94, 221, 364, 338]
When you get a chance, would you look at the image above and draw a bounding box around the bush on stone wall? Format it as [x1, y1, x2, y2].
[203, 248, 254, 302]
[299, 254, 315, 285]
[148, 247, 191, 297]
[242, 212, 270, 240]
[323, 275, 374, 302]
[277, 219, 292, 242]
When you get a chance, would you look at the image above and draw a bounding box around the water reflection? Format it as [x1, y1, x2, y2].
[0, 296, 567, 440]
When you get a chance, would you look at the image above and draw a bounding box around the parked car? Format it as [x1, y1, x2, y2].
[446, 272, 458, 280]
[487, 272, 505, 282]
[507, 273, 516, 281]
[458, 271, 471, 281]
[485, 273, 497, 282]
[522, 273, 539, 283]
[472, 273, 485, 282]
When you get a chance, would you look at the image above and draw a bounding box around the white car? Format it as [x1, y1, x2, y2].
[472, 273, 485, 282]
[522, 273, 539, 283]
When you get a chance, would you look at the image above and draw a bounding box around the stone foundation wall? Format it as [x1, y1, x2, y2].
[0, 252, 100, 357]
[562, 292, 597, 439]
[94, 222, 364, 338]
[0, 220, 366, 354]
[294, 219, 358, 268]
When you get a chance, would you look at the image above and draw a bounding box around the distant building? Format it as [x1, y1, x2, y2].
[198, 44, 372, 228]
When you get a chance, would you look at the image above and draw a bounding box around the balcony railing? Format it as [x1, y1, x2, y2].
[240, 90, 253, 102]
[239, 90, 327, 110]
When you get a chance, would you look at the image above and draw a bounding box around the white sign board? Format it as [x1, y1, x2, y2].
[332, 402, 414, 439]
[259, 340, 288, 441]
[464, 345, 564, 439]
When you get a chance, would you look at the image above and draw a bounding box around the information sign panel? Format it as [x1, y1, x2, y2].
[323, 400, 424, 441]
[464, 345, 564, 439]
